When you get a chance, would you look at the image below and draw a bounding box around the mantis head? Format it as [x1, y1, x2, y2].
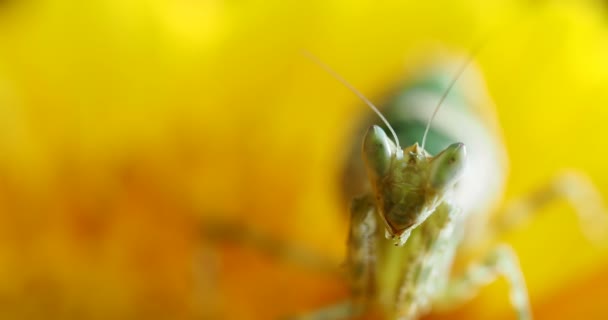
[362, 125, 466, 246]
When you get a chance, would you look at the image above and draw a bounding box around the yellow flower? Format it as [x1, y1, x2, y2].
[0, 0, 607, 319]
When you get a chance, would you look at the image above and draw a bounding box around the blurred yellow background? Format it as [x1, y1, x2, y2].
[0, 0, 608, 319]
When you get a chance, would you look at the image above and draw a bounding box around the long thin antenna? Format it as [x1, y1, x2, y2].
[302, 51, 400, 147]
[421, 42, 487, 149]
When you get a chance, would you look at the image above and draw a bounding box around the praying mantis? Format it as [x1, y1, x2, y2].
[202, 48, 608, 320]
[277, 49, 608, 320]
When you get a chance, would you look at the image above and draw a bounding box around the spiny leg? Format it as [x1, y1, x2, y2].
[438, 244, 531, 320]
[286, 195, 378, 320]
[347, 194, 378, 307]
[393, 202, 461, 320]
[493, 170, 608, 243]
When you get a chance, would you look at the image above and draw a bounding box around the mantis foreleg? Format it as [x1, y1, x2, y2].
[437, 244, 531, 320]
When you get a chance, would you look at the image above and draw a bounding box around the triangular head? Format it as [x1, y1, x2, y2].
[362, 125, 466, 246]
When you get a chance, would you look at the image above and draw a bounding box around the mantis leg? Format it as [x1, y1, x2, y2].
[286, 194, 378, 320]
[438, 244, 531, 320]
[493, 170, 607, 242]
[346, 194, 378, 307]
[281, 300, 356, 320]
[201, 219, 340, 273]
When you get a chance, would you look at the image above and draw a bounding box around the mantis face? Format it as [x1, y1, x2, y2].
[362, 125, 466, 246]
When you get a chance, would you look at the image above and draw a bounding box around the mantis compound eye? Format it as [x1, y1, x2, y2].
[362, 125, 397, 179]
[429, 142, 466, 190]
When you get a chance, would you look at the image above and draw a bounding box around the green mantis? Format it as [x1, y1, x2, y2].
[203, 49, 608, 320]
[286, 52, 608, 320]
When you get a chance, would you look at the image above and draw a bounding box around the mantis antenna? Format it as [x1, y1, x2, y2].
[303, 51, 401, 148]
[421, 42, 488, 150]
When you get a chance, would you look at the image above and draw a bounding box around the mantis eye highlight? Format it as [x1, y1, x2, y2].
[362, 125, 397, 179]
[429, 142, 466, 190]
